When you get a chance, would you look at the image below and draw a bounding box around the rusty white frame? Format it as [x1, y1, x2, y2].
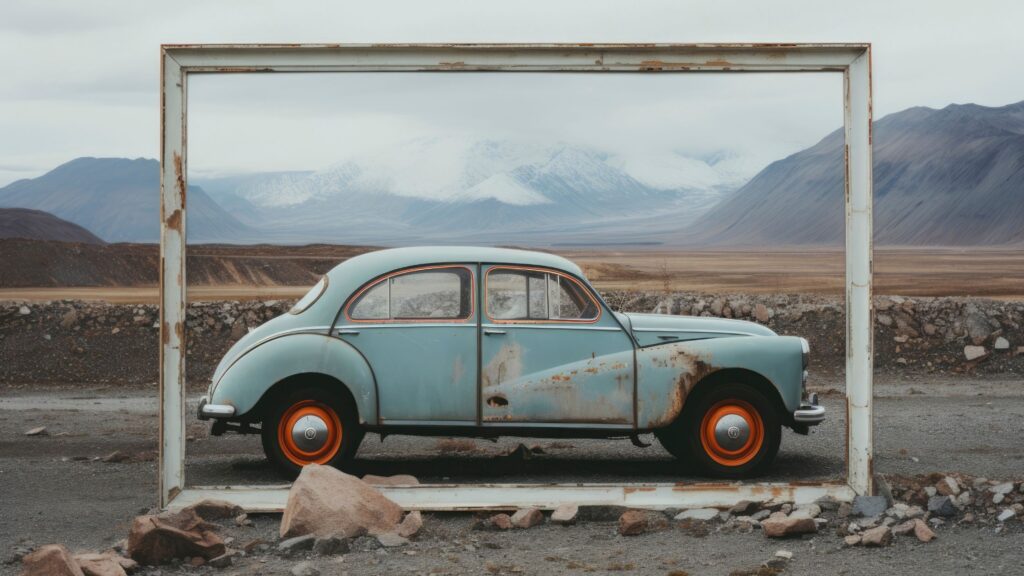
[160, 43, 873, 511]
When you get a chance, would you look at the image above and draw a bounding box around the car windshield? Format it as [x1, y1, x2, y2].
[289, 276, 327, 315]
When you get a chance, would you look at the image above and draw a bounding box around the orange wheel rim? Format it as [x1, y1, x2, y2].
[699, 399, 764, 467]
[278, 400, 343, 466]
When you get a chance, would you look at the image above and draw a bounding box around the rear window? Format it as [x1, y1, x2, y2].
[348, 266, 473, 321]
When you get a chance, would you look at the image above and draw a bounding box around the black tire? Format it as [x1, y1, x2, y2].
[655, 381, 781, 478]
[261, 385, 362, 478]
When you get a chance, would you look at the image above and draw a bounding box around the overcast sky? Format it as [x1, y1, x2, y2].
[1, 0, 1022, 186]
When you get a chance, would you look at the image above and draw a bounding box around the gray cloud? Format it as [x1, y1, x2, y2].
[0, 0, 1022, 186]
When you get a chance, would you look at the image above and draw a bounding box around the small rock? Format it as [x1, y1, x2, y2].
[291, 561, 320, 576]
[75, 552, 129, 576]
[397, 511, 422, 538]
[789, 504, 821, 520]
[913, 519, 936, 542]
[963, 345, 987, 361]
[674, 508, 719, 521]
[892, 520, 915, 536]
[994, 337, 1010, 350]
[550, 504, 578, 525]
[860, 525, 892, 547]
[956, 490, 972, 507]
[751, 509, 772, 522]
[127, 509, 225, 565]
[360, 474, 420, 486]
[21, 545, 83, 576]
[991, 482, 1014, 495]
[207, 551, 235, 568]
[754, 303, 770, 323]
[997, 509, 1016, 523]
[101, 451, 130, 463]
[280, 464, 403, 539]
[618, 510, 650, 536]
[278, 534, 317, 557]
[851, 495, 887, 518]
[376, 533, 408, 548]
[774, 550, 793, 560]
[24, 427, 48, 437]
[761, 516, 817, 538]
[185, 498, 244, 521]
[843, 534, 862, 546]
[729, 500, 760, 516]
[927, 495, 956, 518]
[486, 514, 513, 531]
[18, 305, 31, 315]
[510, 508, 544, 529]
[935, 476, 961, 496]
[312, 536, 349, 556]
[234, 513, 252, 527]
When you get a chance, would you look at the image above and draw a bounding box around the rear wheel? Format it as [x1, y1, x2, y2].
[261, 386, 361, 477]
[656, 382, 781, 478]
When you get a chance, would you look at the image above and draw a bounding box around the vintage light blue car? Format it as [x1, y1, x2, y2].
[199, 247, 824, 478]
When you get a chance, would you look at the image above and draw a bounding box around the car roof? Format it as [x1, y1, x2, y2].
[326, 246, 585, 284]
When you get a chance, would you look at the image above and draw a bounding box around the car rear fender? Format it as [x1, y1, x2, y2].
[209, 333, 378, 425]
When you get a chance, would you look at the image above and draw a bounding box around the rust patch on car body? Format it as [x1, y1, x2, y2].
[482, 342, 523, 388]
[648, 348, 718, 428]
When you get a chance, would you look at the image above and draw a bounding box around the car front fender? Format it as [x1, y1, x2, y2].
[210, 333, 378, 425]
[636, 335, 805, 429]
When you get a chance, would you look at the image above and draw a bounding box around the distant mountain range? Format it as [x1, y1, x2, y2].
[0, 208, 103, 244]
[2, 100, 1023, 246]
[192, 138, 733, 245]
[681, 101, 1024, 246]
[0, 158, 252, 243]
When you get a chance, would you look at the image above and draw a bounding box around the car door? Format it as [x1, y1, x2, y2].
[480, 265, 635, 427]
[336, 265, 477, 425]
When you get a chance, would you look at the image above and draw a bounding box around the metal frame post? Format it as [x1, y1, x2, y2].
[159, 43, 874, 510]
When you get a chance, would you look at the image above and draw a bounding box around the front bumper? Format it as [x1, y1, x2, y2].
[197, 396, 235, 420]
[793, 392, 825, 425]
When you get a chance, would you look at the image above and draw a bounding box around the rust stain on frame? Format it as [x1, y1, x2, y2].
[172, 152, 187, 210]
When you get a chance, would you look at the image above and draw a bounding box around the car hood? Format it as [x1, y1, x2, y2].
[621, 312, 776, 346]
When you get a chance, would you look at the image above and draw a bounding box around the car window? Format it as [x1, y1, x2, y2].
[487, 268, 599, 322]
[548, 273, 599, 320]
[348, 281, 388, 319]
[348, 267, 473, 321]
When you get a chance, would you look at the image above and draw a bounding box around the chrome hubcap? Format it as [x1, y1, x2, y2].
[291, 414, 329, 453]
[714, 413, 751, 451]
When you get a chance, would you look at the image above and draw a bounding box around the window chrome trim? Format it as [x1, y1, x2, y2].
[335, 323, 480, 330]
[632, 328, 759, 337]
[480, 323, 621, 332]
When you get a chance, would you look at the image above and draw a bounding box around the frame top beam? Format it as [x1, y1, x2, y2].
[163, 43, 869, 73]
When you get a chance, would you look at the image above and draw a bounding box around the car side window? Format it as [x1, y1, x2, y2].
[486, 267, 600, 322]
[348, 267, 473, 321]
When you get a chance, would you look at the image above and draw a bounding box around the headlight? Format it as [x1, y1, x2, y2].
[800, 337, 809, 369]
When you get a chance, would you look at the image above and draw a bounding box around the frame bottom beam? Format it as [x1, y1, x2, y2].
[167, 482, 856, 513]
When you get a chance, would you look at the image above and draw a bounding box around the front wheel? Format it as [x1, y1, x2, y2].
[261, 386, 361, 477]
[655, 382, 781, 478]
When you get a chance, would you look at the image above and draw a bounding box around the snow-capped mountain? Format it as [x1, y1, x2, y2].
[193, 137, 746, 245]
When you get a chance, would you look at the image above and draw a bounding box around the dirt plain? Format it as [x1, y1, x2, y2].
[1, 376, 1023, 575]
[2, 242, 1024, 302]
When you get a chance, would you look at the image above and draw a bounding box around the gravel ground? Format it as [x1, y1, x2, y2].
[1, 375, 1023, 575]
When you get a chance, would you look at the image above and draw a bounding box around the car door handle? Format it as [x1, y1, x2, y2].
[483, 329, 507, 336]
[658, 335, 679, 340]
[336, 329, 360, 336]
